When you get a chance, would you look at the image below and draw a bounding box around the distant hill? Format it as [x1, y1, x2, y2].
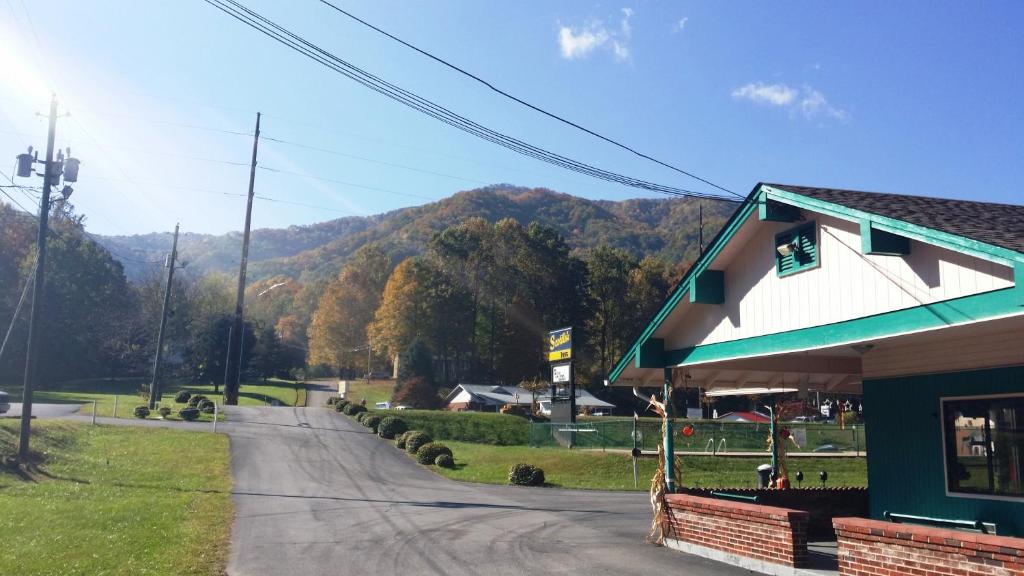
[95, 185, 737, 283]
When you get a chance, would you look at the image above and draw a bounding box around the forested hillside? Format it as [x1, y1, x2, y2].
[97, 186, 735, 283]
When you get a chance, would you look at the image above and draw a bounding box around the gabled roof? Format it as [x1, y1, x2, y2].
[446, 384, 614, 408]
[607, 182, 1024, 385]
[766, 184, 1024, 253]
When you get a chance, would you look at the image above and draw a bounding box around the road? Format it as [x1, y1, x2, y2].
[1, 402, 83, 419]
[225, 383, 750, 576]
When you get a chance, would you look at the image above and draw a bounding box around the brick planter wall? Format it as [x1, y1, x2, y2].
[833, 517, 1024, 576]
[665, 494, 810, 570]
[679, 486, 868, 539]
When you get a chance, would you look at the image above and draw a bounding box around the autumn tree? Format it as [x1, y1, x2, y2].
[307, 244, 390, 373]
[367, 257, 436, 373]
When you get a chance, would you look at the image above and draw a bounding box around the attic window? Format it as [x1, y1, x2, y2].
[775, 222, 818, 277]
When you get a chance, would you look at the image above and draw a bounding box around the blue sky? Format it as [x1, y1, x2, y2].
[0, 1, 1021, 236]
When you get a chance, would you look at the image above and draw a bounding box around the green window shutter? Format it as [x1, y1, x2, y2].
[776, 222, 818, 277]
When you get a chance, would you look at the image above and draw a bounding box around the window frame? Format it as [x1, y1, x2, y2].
[775, 221, 819, 277]
[940, 393, 1024, 502]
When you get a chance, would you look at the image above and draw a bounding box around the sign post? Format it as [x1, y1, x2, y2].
[547, 327, 574, 424]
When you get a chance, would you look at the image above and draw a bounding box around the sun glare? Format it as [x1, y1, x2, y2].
[0, 27, 53, 107]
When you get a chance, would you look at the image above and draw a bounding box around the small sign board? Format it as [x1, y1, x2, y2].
[548, 327, 572, 362]
[552, 363, 571, 384]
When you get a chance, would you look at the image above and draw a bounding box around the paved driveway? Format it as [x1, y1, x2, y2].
[224, 398, 750, 576]
[1, 402, 83, 419]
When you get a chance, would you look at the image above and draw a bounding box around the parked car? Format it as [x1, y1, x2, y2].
[0, 390, 10, 414]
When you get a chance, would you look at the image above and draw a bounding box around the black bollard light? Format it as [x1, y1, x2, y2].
[796, 470, 804, 487]
[819, 470, 828, 487]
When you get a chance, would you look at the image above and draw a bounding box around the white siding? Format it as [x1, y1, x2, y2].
[665, 213, 1015, 350]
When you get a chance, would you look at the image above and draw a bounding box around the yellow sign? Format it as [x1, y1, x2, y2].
[547, 327, 572, 362]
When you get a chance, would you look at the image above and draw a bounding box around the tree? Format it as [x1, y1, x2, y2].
[584, 247, 637, 385]
[185, 315, 255, 390]
[367, 257, 434, 369]
[397, 339, 434, 385]
[308, 245, 390, 373]
[392, 376, 443, 409]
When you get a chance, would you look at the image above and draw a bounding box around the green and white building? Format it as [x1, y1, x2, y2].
[609, 183, 1024, 535]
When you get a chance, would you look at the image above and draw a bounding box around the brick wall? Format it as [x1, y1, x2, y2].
[679, 486, 868, 539]
[833, 517, 1024, 576]
[665, 494, 810, 568]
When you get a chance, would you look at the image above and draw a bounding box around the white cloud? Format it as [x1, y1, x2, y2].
[731, 82, 798, 106]
[558, 24, 609, 59]
[800, 87, 848, 121]
[557, 7, 633, 62]
[732, 81, 849, 122]
[672, 17, 688, 33]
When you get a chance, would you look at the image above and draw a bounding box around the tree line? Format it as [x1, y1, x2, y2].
[308, 217, 678, 394]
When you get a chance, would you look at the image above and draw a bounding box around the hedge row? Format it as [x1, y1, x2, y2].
[374, 409, 528, 445]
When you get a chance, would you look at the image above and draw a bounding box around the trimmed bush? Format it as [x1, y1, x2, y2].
[198, 399, 215, 414]
[354, 411, 368, 423]
[404, 431, 432, 454]
[187, 394, 208, 408]
[334, 399, 350, 412]
[508, 463, 545, 486]
[435, 453, 455, 469]
[343, 403, 366, 416]
[133, 405, 150, 419]
[415, 442, 453, 465]
[174, 390, 191, 404]
[395, 431, 409, 449]
[157, 406, 172, 417]
[179, 407, 200, 421]
[326, 396, 341, 406]
[362, 414, 382, 432]
[377, 416, 408, 439]
[373, 409, 528, 445]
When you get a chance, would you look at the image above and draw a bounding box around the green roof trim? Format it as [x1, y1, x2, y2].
[607, 183, 1024, 385]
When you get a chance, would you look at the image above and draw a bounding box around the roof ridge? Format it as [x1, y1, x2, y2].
[764, 183, 1024, 210]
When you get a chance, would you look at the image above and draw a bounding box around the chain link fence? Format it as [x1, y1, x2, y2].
[529, 419, 865, 455]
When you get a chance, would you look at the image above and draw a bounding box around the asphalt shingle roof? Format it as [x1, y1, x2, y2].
[765, 183, 1024, 254]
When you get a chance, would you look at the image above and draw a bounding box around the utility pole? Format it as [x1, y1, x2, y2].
[224, 112, 260, 405]
[148, 224, 179, 409]
[17, 95, 59, 461]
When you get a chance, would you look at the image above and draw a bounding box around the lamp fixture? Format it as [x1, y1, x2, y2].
[776, 242, 798, 257]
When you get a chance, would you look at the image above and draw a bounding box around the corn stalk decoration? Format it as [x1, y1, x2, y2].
[635, 387, 680, 545]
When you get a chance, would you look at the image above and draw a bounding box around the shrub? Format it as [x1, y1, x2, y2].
[334, 399, 350, 412]
[133, 405, 150, 419]
[174, 390, 191, 404]
[395, 431, 409, 449]
[362, 414, 382, 432]
[508, 463, 545, 486]
[435, 453, 455, 468]
[391, 376, 442, 409]
[326, 396, 340, 406]
[354, 411, 368, 423]
[198, 399, 216, 414]
[343, 403, 366, 416]
[404, 431, 432, 454]
[157, 406, 172, 417]
[179, 407, 200, 421]
[373, 409, 529, 445]
[188, 394, 208, 408]
[415, 442, 452, 465]
[377, 417, 408, 439]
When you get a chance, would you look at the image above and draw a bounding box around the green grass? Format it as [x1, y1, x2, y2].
[375, 408, 530, 445]
[0, 420, 232, 576]
[2, 377, 307, 420]
[430, 441, 867, 491]
[340, 378, 393, 406]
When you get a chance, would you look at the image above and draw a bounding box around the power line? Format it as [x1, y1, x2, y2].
[258, 165, 437, 201]
[261, 134, 488, 186]
[202, 0, 735, 202]
[315, 0, 742, 200]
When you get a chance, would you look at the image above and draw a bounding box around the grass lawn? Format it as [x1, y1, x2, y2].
[1, 377, 307, 420]
[341, 378, 393, 406]
[0, 420, 232, 576]
[430, 441, 867, 491]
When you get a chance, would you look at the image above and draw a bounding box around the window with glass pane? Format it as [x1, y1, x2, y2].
[943, 395, 1024, 497]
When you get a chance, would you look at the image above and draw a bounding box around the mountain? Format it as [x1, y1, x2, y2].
[95, 185, 737, 283]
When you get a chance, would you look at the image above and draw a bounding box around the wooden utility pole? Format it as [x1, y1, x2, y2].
[18, 95, 58, 462]
[224, 112, 260, 405]
[148, 224, 179, 409]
